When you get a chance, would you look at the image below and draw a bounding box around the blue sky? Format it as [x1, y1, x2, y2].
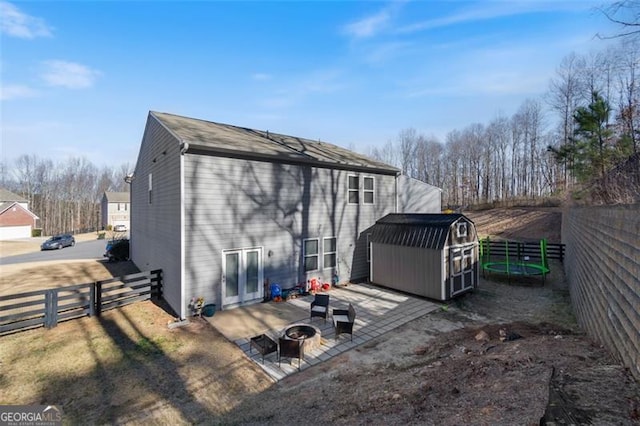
[1, 0, 616, 169]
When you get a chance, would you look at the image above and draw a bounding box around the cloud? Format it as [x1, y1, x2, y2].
[41, 60, 101, 89]
[364, 41, 414, 64]
[343, 1, 407, 39]
[0, 1, 52, 39]
[0, 84, 39, 100]
[397, 1, 598, 34]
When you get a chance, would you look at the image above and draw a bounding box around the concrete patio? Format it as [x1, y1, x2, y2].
[207, 283, 442, 382]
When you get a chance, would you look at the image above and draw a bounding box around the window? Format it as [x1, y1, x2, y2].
[363, 176, 374, 204]
[348, 175, 359, 204]
[117, 203, 128, 211]
[303, 239, 319, 272]
[148, 173, 153, 204]
[456, 222, 468, 238]
[323, 237, 337, 269]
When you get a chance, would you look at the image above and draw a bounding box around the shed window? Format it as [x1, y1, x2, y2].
[348, 175, 359, 204]
[323, 237, 337, 269]
[456, 222, 468, 238]
[304, 239, 319, 272]
[363, 177, 374, 204]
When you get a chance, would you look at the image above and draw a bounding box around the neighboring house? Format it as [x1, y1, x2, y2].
[0, 188, 39, 240]
[101, 192, 130, 230]
[131, 111, 442, 318]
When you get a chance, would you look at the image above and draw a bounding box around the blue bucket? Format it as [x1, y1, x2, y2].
[270, 283, 282, 299]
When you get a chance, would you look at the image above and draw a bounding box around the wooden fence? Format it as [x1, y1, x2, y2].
[0, 269, 162, 335]
[479, 239, 565, 262]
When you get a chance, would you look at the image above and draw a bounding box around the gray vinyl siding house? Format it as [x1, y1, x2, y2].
[131, 111, 441, 318]
[100, 191, 130, 230]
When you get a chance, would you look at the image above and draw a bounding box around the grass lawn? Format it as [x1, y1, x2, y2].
[0, 300, 273, 424]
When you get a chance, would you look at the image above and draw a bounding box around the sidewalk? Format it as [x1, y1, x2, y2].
[207, 283, 441, 382]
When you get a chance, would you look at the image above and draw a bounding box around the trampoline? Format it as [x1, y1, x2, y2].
[480, 237, 550, 283]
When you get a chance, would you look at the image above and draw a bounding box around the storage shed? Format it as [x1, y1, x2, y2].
[369, 213, 479, 301]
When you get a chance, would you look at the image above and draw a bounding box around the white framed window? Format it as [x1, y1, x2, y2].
[363, 176, 375, 204]
[148, 173, 153, 204]
[323, 237, 337, 269]
[348, 175, 359, 204]
[456, 222, 468, 238]
[303, 238, 319, 272]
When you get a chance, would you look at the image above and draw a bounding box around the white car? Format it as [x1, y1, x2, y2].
[113, 224, 128, 232]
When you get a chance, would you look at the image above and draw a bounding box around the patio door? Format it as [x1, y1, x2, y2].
[222, 248, 263, 307]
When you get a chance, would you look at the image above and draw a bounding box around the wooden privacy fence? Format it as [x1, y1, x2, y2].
[480, 239, 565, 262]
[0, 269, 162, 335]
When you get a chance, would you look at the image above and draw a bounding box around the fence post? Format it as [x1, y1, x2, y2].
[96, 281, 102, 317]
[51, 290, 58, 328]
[44, 290, 58, 329]
[44, 290, 52, 328]
[89, 284, 96, 317]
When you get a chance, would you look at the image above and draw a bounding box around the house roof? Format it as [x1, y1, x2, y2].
[370, 213, 472, 250]
[0, 201, 39, 219]
[0, 188, 27, 203]
[150, 111, 400, 175]
[104, 192, 130, 203]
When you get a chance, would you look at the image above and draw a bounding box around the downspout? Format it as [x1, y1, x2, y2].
[179, 143, 188, 319]
[394, 172, 399, 213]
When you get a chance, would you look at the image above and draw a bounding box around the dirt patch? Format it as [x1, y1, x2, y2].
[1, 208, 638, 424]
[220, 280, 639, 425]
[466, 207, 562, 243]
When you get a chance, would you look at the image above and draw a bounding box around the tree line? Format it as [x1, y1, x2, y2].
[1, 155, 130, 236]
[368, 37, 639, 208]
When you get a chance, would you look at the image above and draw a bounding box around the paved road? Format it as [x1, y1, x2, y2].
[0, 239, 107, 265]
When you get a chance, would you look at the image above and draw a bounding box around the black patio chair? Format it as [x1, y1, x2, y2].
[278, 337, 304, 371]
[310, 294, 330, 323]
[332, 303, 356, 341]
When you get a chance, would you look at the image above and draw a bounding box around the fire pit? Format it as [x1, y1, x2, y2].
[282, 324, 321, 353]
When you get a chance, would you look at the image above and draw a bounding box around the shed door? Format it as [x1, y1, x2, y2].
[222, 248, 263, 307]
[449, 243, 476, 296]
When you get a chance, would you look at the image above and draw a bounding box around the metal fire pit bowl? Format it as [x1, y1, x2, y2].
[283, 323, 322, 353]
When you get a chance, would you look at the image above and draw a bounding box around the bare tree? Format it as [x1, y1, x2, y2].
[398, 128, 418, 177]
[546, 53, 585, 188]
[597, 1, 640, 39]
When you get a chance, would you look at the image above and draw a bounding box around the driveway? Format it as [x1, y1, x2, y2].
[0, 239, 107, 265]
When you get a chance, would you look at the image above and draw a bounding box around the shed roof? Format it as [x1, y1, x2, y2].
[104, 192, 130, 203]
[151, 111, 399, 175]
[0, 188, 27, 203]
[371, 213, 471, 250]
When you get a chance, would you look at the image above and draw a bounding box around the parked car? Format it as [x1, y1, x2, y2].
[113, 224, 128, 232]
[104, 239, 129, 262]
[41, 234, 75, 250]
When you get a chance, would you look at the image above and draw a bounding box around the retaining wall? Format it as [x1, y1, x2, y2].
[562, 205, 640, 380]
